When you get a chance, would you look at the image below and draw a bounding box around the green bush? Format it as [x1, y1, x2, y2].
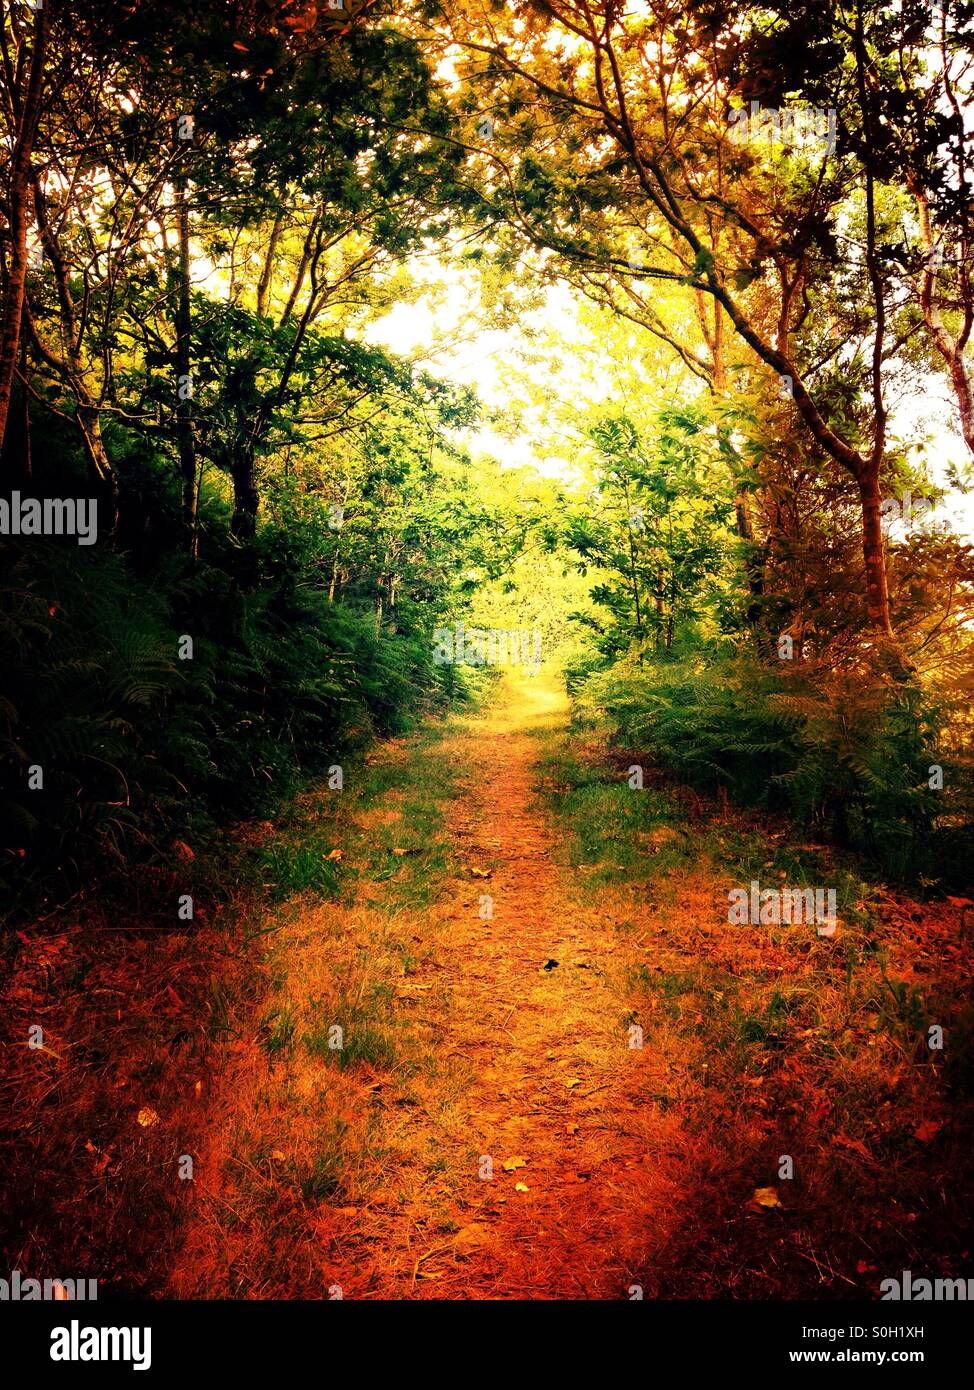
[574, 650, 974, 886]
[0, 529, 465, 921]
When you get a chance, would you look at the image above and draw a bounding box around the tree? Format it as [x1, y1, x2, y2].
[431, 0, 951, 659]
[0, 0, 48, 453]
[564, 407, 734, 658]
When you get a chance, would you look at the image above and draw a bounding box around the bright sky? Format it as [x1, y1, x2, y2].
[367, 253, 974, 538]
[366, 261, 586, 480]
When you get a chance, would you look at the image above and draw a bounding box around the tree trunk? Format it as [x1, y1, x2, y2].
[256, 214, 283, 318]
[733, 487, 767, 633]
[0, 339, 32, 485]
[856, 468, 895, 640]
[77, 403, 119, 531]
[30, 179, 119, 531]
[230, 449, 259, 541]
[387, 572, 398, 629]
[946, 349, 974, 456]
[910, 182, 974, 456]
[712, 310, 767, 637]
[174, 176, 198, 554]
[0, 4, 48, 455]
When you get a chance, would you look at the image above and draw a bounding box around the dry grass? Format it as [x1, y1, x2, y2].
[3, 674, 971, 1300]
[541, 720, 974, 1297]
[0, 884, 265, 1295]
[171, 680, 688, 1298]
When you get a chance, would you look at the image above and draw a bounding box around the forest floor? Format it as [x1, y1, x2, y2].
[3, 675, 973, 1298]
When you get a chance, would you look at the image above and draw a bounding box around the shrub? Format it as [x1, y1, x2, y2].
[0, 531, 467, 922]
[574, 649, 974, 886]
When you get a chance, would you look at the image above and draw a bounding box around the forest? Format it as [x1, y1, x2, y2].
[1, 0, 973, 1325]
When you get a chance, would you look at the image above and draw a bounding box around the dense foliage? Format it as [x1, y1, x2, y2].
[2, 0, 973, 918]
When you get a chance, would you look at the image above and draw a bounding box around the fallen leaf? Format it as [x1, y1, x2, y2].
[747, 1186, 780, 1211]
[565, 1077, 582, 1089]
[514, 1181, 529, 1193]
[325, 848, 343, 861]
[502, 1156, 527, 1172]
[161, 984, 184, 1013]
[913, 1119, 943, 1143]
[85, 1140, 112, 1176]
[831, 1132, 871, 1160]
[454, 1222, 490, 1251]
[136, 1107, 159, 1129]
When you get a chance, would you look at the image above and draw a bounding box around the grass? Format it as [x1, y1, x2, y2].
[537, 740, 694, 894]
[0, 897, 267, 1296]
[259, 843, 343, 902]
[5, 675, 971, 1301]
[536, 723, 974, 1297]
[166, 710, 470, 1297]
[0, 704, 467, 1299]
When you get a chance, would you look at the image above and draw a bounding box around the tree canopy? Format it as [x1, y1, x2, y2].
[1, 0, 972, 906]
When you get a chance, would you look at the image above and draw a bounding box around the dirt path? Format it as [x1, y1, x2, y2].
[399, 677, 677, 1297]
[8, 675, 969, 1301]
[171, 674, 973, 1301]
[172, 676, 681, 1300]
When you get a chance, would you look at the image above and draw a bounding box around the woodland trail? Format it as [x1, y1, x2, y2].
[174, 676, 684, 1299]
[388, 677, 678, 1297]
[169, 675, 973, 1301]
